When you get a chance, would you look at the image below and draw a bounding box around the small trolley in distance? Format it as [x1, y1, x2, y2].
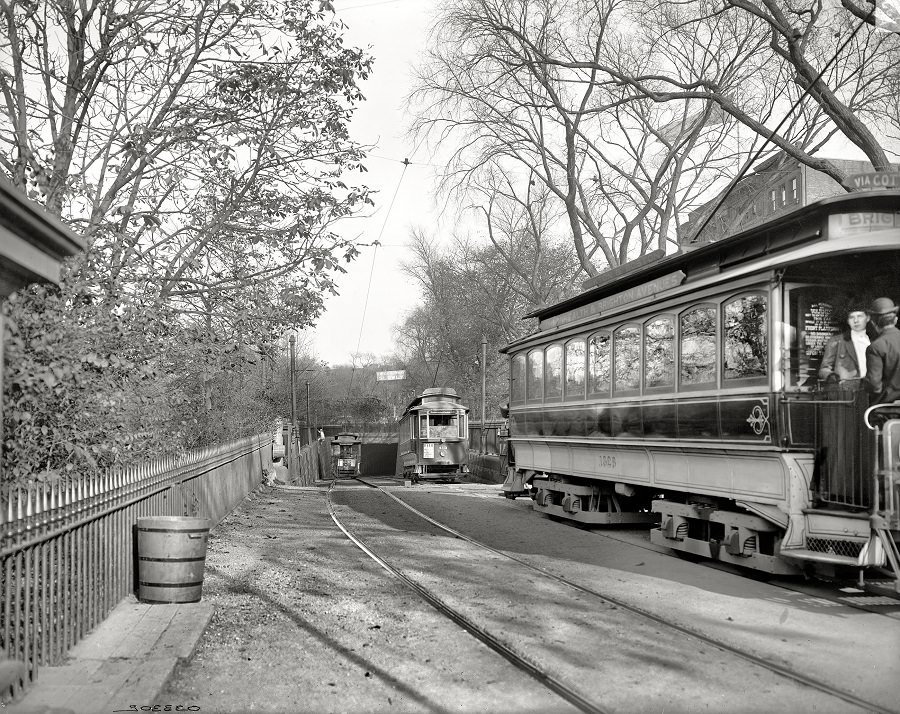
[331, 432, 362, 479]
[397, 387, 470, 483]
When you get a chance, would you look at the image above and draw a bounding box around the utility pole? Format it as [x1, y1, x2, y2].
[289, 335, 297, 433]
[306, 380, 311, 445]
[481, 335, 487, 453]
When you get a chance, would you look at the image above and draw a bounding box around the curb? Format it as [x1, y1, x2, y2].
[4, 598, 214, 714]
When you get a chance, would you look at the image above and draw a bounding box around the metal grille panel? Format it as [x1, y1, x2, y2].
[806, 537, 864, 558]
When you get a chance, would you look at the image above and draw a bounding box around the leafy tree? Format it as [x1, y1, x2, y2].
[394, 223, 579, 420]
[0, 1, 373, 482]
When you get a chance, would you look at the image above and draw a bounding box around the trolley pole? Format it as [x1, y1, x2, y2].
[481, 335, 487, 453]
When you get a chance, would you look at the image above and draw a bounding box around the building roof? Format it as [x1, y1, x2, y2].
[0, 176, 85, 297]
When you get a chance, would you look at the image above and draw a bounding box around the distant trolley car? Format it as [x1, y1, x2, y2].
[502, 190, 900, 588]
[331, 432, 362, 479]
[397, 387, 470, 482]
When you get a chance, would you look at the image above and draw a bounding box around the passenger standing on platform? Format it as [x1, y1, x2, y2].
[865, 297, 900, 404]
[819, 305, 872, 389]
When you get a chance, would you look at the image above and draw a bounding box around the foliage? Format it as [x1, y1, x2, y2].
[393, 226, 580, 419]
[0, 1, 373, 483]
[3, 285, 168, 481]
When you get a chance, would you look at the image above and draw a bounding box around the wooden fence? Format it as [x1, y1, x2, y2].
[292, 439, 328, 486]
[0, 433, 272, 690]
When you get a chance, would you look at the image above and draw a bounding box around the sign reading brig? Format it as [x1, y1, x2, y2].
[376, 369, 407, 381]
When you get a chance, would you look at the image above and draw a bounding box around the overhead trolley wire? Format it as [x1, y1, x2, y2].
[691, 8, 876, 244]
[347, 158, 411, 396]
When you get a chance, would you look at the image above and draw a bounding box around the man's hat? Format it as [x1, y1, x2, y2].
[869, 297, 899, 316]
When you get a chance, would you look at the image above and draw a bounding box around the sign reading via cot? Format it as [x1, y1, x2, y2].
[376, 370, 407, 381]
[849, 172, 900, 190]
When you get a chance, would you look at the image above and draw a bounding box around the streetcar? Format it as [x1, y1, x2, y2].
[331, 432, 362, 479]
[501, 190, 900, 587]
[396, 387, 470, 482]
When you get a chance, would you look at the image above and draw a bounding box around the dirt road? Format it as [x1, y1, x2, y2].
[157, 485, 576, 714]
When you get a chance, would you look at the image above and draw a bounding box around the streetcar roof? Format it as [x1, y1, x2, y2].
[400, 387, 469, 417]
[505, 189, 900, 352]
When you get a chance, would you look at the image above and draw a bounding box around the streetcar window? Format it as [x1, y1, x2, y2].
[511, 353, 526, 403]
[680, 306, 717, 387]
[419, 414, 428, 438]
[723, 294, 768, 381]
[545, 344, 563, 400]
[614, 325, 641, 392]
[588, 332, 611, 396]
[565, 339, 586, 399]
[527, 349, 544, 402]
[644, 316, 675, 389]
[428, 413, 459, 439]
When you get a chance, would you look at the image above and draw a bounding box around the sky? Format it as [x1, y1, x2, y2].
[308, 0, 447, 366]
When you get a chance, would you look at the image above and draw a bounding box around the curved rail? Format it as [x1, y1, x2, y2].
[347, 477, 896, 714]
[324, 478, 609, 714]
[864, 401, 900, 430]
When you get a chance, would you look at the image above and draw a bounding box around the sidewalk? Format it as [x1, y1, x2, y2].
[4, 596, 213, 714]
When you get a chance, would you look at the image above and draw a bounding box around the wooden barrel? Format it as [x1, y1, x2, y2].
[136, 516, 211, 603]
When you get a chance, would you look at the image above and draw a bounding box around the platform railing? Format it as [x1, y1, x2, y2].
[0, 433, 272, 689]
[813, 389, 873, 509]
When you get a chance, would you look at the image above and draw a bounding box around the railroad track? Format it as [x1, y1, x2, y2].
[396, 478, 900, 617]
[326, 477, 897, 714]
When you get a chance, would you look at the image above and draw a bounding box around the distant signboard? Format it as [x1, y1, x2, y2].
[376, 370, 406, 382]
[849, 172, 900, 190]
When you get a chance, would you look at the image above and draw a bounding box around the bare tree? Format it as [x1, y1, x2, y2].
[486, 0, 900, 187]
[409, 0, 750, 276]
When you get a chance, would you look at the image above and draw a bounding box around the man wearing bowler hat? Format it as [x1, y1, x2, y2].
[865, 297, 900, 404]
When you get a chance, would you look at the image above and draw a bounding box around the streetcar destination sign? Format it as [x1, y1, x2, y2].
[540, 271, 686, 330]
[849, 172, 900, 190]
[828, 211, 900, 238]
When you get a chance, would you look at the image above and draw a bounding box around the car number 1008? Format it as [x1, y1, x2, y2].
[598, 454, 617, 469]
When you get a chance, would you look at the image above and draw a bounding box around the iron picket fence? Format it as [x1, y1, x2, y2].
[0, 433, 272, 690]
